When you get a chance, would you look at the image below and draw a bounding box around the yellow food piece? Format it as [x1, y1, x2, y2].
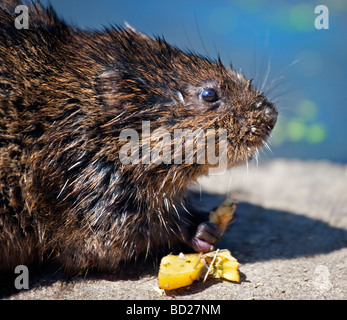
[158, 250, 240, 291]
[158, 253, 205, 290]
[211, 250, 240, 282]
[209, 198, 238, 231]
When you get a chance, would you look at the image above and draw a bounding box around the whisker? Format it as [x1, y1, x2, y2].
[260, 59, 271, 94]
[262, 59, 300, 98]
[227, 169, 233, 197]
[254, 148, 259, 167]
[245, 153, 249, 177]
[263, 141, 274, 156]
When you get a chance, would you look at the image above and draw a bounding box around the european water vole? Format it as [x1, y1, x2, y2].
[0, 0, 277, 275]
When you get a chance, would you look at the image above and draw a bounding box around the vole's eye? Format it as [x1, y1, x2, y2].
[200, 88, 218, 103]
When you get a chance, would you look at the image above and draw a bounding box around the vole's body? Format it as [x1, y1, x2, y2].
[0, 1, 277, 274]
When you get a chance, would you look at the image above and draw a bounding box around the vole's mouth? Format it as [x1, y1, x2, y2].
[223, 114, 277, 169]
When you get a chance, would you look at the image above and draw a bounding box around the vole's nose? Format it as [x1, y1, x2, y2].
[255, 100, 278, 131]
[265, 106, 278, 130]
[267, 104, 278, 130]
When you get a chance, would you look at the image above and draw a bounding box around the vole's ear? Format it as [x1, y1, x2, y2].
[124, 22, 152, 41]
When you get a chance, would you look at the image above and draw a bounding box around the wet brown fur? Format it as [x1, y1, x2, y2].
[0, 1, 277, 274]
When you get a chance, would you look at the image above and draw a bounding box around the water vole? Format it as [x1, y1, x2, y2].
[0, 1, 277, 275]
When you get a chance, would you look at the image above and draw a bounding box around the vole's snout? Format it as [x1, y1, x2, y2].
[265, 103, 278, 131]
[256, 100, 278, 131]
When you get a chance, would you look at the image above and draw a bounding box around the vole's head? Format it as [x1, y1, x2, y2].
[97, 27, 278, 172]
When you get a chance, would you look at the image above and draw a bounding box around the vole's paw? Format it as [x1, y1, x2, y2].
[190, 222, 223, 253]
